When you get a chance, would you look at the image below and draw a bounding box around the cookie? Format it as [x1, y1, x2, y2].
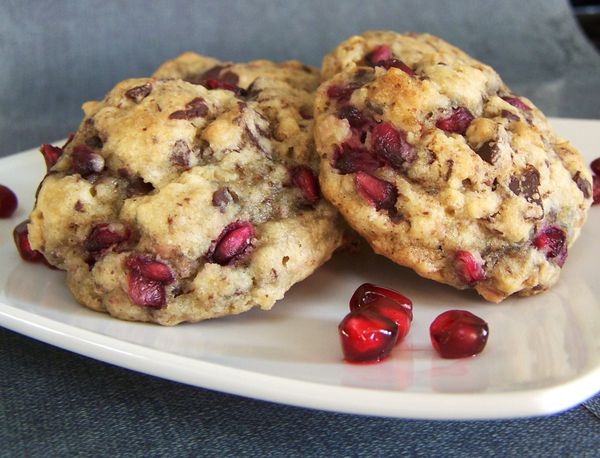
[28, 54, 344, 325]
[314, 31, 592, 302]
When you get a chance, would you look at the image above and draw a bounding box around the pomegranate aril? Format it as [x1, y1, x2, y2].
[72, 145, 105, 176]
[291, 165, 320, 206]
[354, 171, 398, 211]
[338, 309, 398, 363]
[327, 83, 360, 102]
[365, 45, 391, 66]
[454, 250, 486, 285]
[85, 223, 130, 252]
[40, 144, 63, 171]
[501, 96, 531, 112]
[593, 174, 600, 206]
[371, 122, 415, 168]
[384, 59, 416, 76]
[338, 106, 369, 128]
[125, 255, 174, 283]
[203, 79, 246, 96]
[430, 310, 489, 359]
[436, 107, 475, 135]
[209, 221, 255, 265]
[13, 220, 44, 263]
[533, 225, 567, 267]
[349, 282, 413, 321]
[127, 273, 166, 309]
[590, 158, 600, 176]
[333, 144, 381, 174]
[0, 184, 18, 218]
[366, 296, 411, 342]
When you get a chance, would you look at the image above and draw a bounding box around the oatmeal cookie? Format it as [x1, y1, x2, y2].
[314, 31, 592, 302]
[28, 55, 344, 324]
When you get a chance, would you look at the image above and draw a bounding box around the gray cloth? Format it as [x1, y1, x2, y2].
[1, 0, 600, 456]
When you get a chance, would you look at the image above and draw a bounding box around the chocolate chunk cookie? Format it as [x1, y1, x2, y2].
[315, 31, 592, 302]
[28, 55, 344, 324]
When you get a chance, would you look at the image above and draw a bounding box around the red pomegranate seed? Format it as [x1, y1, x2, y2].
[338, 309, 398, 362]
[436, 107, 475, 135]
[72, 145, 105, 176]
[125, 255, 174, 283]
[454, 250, 486, 285]
[0, 184, 18, 218]
[13, 220, 44, 263]
[333, 144, 382, 174]
[85, 223, 130, 252]
[371, 122, 415, 167]
[349, 283, 413, 321]
[593, 174, 600, 206]
[127, 273, 166, 308]
[209, 221, 255, 265]
[338, 106, 369, 128]
[533, 225, 568, 267]
[354, 171, 398, 211]
[430, 310, 489, 358]
[365, 296, 412, 342]
[365, 45, 392, 66]
[383, 59, 416, 76]
[203, 79, 246, 96]
[291, 165, 320, 206]
[501, 96, 531, 112]
[327, 83, 360, 102]
[40, 144, 63, 171]
[591, 158, 600, 176]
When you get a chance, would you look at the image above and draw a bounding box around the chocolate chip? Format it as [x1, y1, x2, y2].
[170, 140, 191, 169]
[85, 135, 103, 149]
[445, 159, 454, 181]
[74, 200, 84, 212]
[510, 165, 541, 205]
[476, 140, 500, 165]
[125, 83, 152, 103]
[169, 97, 208, 120]
[212, 187, 234, 212]
[573, 171, 592, 198]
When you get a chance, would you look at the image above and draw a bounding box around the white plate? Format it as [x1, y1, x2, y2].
[1, 118, 599, 420]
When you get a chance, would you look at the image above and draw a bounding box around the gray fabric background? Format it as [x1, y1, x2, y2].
[1, 0, 600, 456]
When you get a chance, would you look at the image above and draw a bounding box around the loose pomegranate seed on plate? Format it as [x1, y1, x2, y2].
[365, 296, 412, 342]
[430, 310, 489, 359]
[0, 184, 18, 218]
[338, 309, 398, 363]
[349, 282, 413, 321]
[13, 220, 44, 263]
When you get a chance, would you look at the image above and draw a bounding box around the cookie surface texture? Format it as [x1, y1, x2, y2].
[315, 31, 592, 302]
[28, 54, 344, 324]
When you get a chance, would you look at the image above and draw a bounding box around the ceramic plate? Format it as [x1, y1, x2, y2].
[1, 118, 599, 419]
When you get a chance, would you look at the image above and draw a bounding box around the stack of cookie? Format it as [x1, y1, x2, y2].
[26, 31, 592, 324]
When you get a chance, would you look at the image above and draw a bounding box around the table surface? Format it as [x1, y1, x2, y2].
[1, 0, 600, 455]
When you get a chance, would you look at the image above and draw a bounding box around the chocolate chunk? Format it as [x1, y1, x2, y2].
[169, 97, 208, 120]
[212, 187, 234, 212]
[510, 165, 541, 205]
[74, 200, 84, 212]
[476, 140, 500, 165]
[170, 140, 191, 168]
[573, 171, 592, 198]
[445, 159, 454, 181]
[125, 83, 152, 103]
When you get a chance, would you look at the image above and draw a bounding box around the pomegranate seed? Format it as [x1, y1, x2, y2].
[371, 122, 416, 167]
[327, 83, 360, 102]
[209, 221, 255, 265]
[338, 106, 369, 128]
[454, 250, 486, 285]
[436, 107, 475, 135]
[62, 133, 75, 149]
[290, 165, 320, 206]
[72, 145, 105, 176]
[533, 225, 568, 267]
[338, 309, 398, 363]
[593, 174, 600, 206]
[591, 158, 600, 176]
[85, 223, 130, 252]
[13, 220, 44, 263]
[354, 172, 398, 211]
[127, 256, 174, 283]
[203, 79, 246, 96]
[127, 273, 166, 308]
[365, 296, 411, 342]
[365, 45, 392, 66]
[383, 59, 416, 76]
[501, 96, 531, 111]
[40, 144, 63, 171]
[430, 310, 489, 358]
[349, 283, 413, 321]
[0, 184, 18, 218]
[333, 144, 381, 174]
